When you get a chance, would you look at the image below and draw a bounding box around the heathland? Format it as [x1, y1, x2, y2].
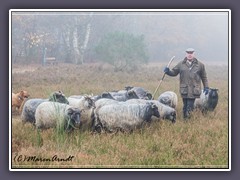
[11, 62, 229, 169]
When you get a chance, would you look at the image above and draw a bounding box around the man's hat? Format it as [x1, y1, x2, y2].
[186, 48, 195, 53]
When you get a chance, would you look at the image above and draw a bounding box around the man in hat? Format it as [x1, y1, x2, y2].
[163, 48, 209, 119]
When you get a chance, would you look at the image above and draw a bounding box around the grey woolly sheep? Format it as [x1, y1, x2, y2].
[94, 98, 119, 109]
[109, 89, 139, 101]
[126, 99, 176, 123]
[93, 101, 160, 133]
[91, 92, 114, 102]
[194, 88, 219, 112]
[48, 91, 69, 104]
[21, 91, 69, 124]
[35, 102, 81, 132]
[157, 91, 178, 109]
[125, 86, 152, 100]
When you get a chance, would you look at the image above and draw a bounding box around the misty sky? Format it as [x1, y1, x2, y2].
[11, 10, 230, 65]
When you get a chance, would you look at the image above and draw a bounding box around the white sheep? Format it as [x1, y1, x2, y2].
[93, 101, 160, 133]
[157, 91, 178, 109]
[35, 102, 81, 132]
[68, 96, 95, 109]
[126, 99, 176, 123]
[67, 96, 95, 130]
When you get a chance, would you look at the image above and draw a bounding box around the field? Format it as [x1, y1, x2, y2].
[11, 62, 229, 169]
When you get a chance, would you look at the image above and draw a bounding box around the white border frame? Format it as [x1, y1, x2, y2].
[9, 9, 231, 171]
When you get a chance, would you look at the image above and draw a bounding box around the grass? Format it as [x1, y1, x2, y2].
[11, 62, 229, 169]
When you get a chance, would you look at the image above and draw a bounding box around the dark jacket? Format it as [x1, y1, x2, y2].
[166, 57, 209, 98]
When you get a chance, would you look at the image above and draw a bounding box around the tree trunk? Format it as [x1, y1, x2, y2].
[79, 13, 93, 64]
[73, 26, 80, 64]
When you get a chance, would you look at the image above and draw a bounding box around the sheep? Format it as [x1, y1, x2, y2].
[157, 91, 178, 109]
[109, 89, 139, 101]
[48, 91, 69, 104]
[91, 92, 114, 102]
[12, 90, 30, 113]
[67, 96, 95, 130]
[93, 101, 160, 133]
[94, 98, 119, 112]
[21, 99, 46, 124]
[126, 99, 176, 123]
[125, 86, 152, 100]
[69, 92, 114, 102]
[68, 95, 95, 109]
[194, 88, 219, 113]
[95, 98, 119, 107]
[68, 95, 83, 99]
[35, 102, 81, 132]
[21, 91, 69, 124]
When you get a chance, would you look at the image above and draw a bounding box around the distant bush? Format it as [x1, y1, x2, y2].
[95, 31, 149, 72]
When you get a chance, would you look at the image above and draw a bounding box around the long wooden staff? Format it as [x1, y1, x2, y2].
[151, 56, 175, 100]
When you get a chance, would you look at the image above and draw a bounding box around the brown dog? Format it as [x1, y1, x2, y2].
[12, 90, 30, 113]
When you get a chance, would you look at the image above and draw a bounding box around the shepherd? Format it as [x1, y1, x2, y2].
[163, 48, 210, 119]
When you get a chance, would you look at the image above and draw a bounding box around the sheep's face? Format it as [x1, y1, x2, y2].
[124, 86, 133, 91]
[165, 111, 176, 123]
[141, 92, 153, 100]
[57, 94, 69, 104]
[67, 108, 81, 128]
[84, 97, 95, 109]
[144, 103, 160, 122]
[127, 90, 139, 99]
[146, 93, 153, 100]
[151, 104, 160, 118]
[101, 92, 114, 99]
[50, 91, 69, 104]
[208, 88, 218, 99]
[206, 88, 219, 111]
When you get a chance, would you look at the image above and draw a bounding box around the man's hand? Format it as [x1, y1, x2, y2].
[203, 87, 209, 95]
[163, 67, 170, 73]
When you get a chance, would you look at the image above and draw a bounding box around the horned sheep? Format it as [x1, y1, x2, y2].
[35, 102, 81, 132]
[67, 96, 95, 130]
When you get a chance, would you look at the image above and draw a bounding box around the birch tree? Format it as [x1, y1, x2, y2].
[78, 12, 93, 64]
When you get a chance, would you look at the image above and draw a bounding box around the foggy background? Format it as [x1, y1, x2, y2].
[11, 11, 229, 66]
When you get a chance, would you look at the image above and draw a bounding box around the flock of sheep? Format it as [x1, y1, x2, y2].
[12, 86, 218, 133]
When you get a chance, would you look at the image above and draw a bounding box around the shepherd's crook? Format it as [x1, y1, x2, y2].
[151, 56, 175, 100]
